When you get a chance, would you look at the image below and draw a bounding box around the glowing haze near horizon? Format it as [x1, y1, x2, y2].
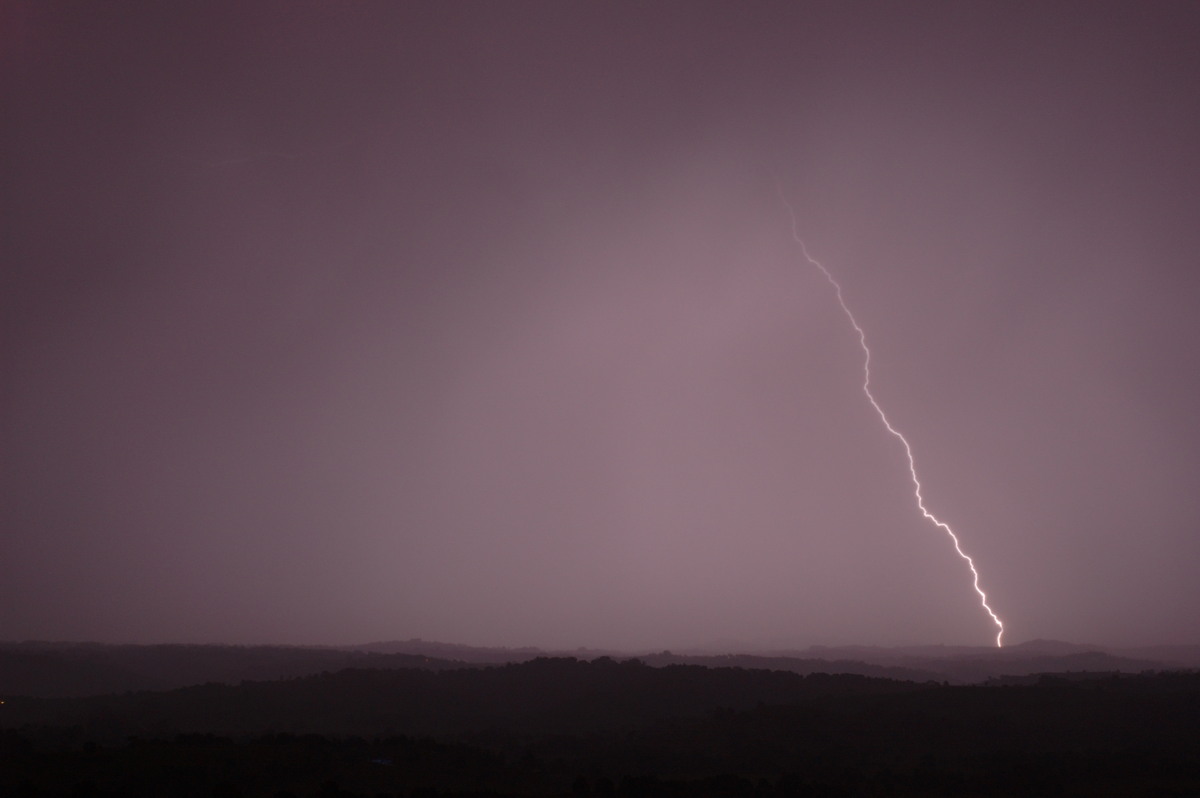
[4, 2, 1200, 650]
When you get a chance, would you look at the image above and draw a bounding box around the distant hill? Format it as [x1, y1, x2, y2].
[635, 652, 945, 682]
[0, 642, 470, 698]
[356, 638, 1189, 684]
[350, 638, 553, 663]
[1115, 644, 1200, 668]
[1, 638, 1193, 698]
[3, 658, 1199, 798]
[766, 638, 1185, 683]
[0, 657, 928, 739]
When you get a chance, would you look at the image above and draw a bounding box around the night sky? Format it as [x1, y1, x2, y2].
[4, 1, 1200, 650]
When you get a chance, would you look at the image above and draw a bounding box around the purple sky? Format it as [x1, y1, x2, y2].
[4, 1, 1200, 650]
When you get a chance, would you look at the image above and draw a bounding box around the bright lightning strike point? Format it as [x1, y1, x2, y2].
[777, 183, 1005, 648]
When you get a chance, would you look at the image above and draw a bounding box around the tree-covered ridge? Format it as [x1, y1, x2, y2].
[3, 639, 1182, 699]
[3, 665, 1199, 797]
[2, 657, 917, 738]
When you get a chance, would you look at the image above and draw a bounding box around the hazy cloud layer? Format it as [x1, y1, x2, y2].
[4, 1, 1199, 649]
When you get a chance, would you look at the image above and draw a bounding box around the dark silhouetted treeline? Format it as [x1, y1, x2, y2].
[3, 639, 1181, 699]
[1, 658, 918, 739]
[0, 642, 471, 698]
[3, 658, 1199, 796]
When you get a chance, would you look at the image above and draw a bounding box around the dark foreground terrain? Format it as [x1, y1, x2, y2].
[3, 651, 1199, 797]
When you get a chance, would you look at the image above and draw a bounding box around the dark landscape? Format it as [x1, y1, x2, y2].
[3, 640, 1199, 796]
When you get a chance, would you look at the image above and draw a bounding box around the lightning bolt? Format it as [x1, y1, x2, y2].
[777, 183, 1005, 647]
